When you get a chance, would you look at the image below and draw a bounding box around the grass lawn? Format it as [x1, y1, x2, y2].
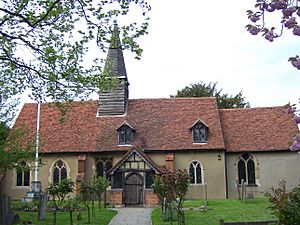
[14, 208, 117, 225]
[152, 198, 276, 225]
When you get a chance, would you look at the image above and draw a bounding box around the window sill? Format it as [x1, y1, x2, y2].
[190, 183, 205, 186]
[192, 142, 208, 145]
[117, 143, 133, 146]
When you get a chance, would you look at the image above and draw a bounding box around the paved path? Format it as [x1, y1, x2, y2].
[108, 207, 153, 225]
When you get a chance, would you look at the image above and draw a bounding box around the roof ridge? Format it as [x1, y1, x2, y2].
[219, 105, 285, 111]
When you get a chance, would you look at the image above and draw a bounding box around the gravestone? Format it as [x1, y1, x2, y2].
[236, 179, 241, 200]
[38, 192, 48, 221]
[278, 179, 286, 193]
[0, 195, 13, 225]
[204, 182, 208, 209]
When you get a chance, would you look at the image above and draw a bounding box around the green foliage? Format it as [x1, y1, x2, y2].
[48, 179, 75, 207]
[266, 185, 300, 225]
[0, 0, 150, 103]
[0, 126, 35, 170]
[48, 179, 75, 225]
[92, 176, 110, 211]
[171, 81, 250, 109]
[79, 181, 96, 224]
[152, 170, 190, 225]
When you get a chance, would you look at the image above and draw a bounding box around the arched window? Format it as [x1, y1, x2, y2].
[188, 161, 203, 184]
[16, 161, 30, 186]
[52, 160, 68, 184]
[96, 159, 113, 177]
[190, 121, 208, 143]
[238, 153, 256, 185]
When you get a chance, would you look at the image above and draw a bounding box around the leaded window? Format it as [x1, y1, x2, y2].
[16, 161, 30, 186]
[96, 159, 113, 177]
[238, 153, 256, 185]
[188, 161, 203, 184]
[52, 160, 68, 184]
[118, 125, 133, 144]
[113, 170, 123, 189]
[192, 124, 208, 143]
[145, 171, 155, 189]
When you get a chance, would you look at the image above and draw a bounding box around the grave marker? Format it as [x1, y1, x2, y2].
[0, 195, 13, 225]
[38, 192, 48, 221]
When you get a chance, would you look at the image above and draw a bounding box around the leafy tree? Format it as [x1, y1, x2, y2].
[0, 125, 35, 170]
[171, 81, 250, 109]
[0, 0, 150, 103]
[153, 170, 190, 225]
[246, 0, 300, 69]
[92, 175, 110, 211]
[48, 179, 75, 225]
[79, 181, 95, 224]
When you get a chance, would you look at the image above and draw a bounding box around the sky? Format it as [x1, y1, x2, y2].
[19, 0, 300, 109]
[119, 0, 300, 108]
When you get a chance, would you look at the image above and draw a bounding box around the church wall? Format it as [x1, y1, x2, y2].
[3, 153, 78, 199]
[226, 151, 300, 199]
[173, 151, 227, 199]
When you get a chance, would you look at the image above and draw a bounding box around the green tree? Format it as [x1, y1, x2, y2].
[171, 81, 250, 109]
[79, 181, 95, 224]
[92, 175, 110, 211]
[0, 0, 150, 103]
[153, 170, 190, 225]
[48, 179, 75, 225]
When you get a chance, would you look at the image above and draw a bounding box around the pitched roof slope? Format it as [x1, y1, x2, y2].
[14, 98, 225, 153]
[219, 106, 299, 152]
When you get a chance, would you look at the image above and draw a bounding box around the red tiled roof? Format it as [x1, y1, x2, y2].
[219, 106, 299, 152]
[14, 98, 225, 153]
[14, 99, 298, 154]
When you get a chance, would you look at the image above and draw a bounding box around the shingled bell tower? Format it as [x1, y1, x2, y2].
[98, 25, 129, 116]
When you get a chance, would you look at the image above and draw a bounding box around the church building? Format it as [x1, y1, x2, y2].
[2, 27, 300, 206]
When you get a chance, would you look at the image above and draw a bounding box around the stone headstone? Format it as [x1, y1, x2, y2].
[204, 182, 208, 209]
[0, 195, 13, 225]
[236, 179, 241, 200]
[278, 179, 286, 193]
[38, 192, 48, 221]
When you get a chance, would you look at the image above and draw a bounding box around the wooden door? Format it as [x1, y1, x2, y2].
[124, 173, 144, 205]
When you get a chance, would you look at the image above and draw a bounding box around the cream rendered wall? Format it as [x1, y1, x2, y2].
[3, 153, 78, 199]
[174, 151, 227, 199]
[226, 151, 300, 199]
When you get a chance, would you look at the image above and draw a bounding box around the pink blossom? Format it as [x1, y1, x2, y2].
[291, 58, 300, 69]
[295, 115, 300, 124]
[293, 26, 300, 35]
[286, 106, 296, 114]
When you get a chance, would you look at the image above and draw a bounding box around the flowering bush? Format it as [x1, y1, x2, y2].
[286, 102, 300, 151]
[246, 0, 300, 69]
[266, 185, 300, 224]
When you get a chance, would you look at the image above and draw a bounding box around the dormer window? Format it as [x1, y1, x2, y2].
[190, 120, 208, 143]
[117, 122, 135, 145]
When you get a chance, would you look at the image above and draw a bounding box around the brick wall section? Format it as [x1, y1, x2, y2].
[166, 153, 174, 171]
[109, 190, 123, 206]
[145, 190, 160, 206]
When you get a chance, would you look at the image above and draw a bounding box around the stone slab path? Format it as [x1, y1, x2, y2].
[108, 207, 153, 225]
